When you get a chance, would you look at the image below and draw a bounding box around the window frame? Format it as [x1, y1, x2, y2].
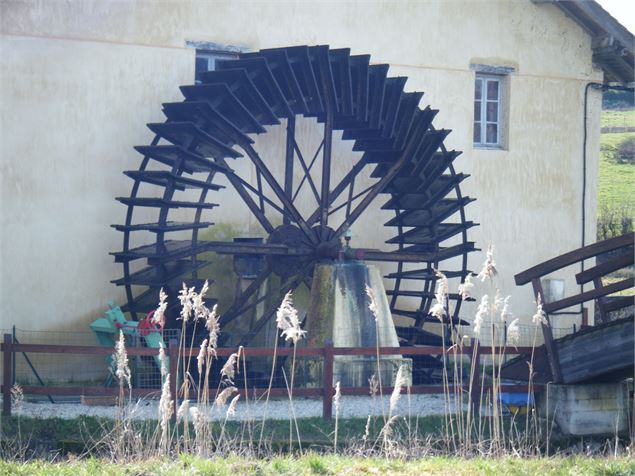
[473, 73, 503, 149]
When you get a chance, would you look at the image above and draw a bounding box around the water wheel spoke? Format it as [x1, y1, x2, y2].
[216, 157, 276, 234]
[291, 138, 323, 205]
[219, 263, 274, 326]
[305, 156, 367, 226]
[242, 142, 318, 243]
[238, 271, 310, 346]
[225, 171, 286, 216]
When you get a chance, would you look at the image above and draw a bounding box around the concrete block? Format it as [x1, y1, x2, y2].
[536, 383, 630, 436]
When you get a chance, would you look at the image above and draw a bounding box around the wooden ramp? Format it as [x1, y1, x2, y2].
[501, 233, 634, 384]
[501, 315, 633, 384]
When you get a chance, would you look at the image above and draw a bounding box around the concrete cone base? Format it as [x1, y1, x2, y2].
[306, 261, 411, 387]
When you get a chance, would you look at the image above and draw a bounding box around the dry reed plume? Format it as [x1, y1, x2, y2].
[86, 249, 579, 461]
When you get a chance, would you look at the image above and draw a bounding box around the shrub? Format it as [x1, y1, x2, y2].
[616, 136, 635, 164]
[597, 205, 633, 241]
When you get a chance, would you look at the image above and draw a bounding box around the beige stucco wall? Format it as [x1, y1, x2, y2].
[1, 0, 602, 341]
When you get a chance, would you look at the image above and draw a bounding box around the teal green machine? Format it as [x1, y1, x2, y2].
[90, 302, 167, 386]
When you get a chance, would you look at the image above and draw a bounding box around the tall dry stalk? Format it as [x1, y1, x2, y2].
[435, 244, 546, 456]
[367, 373, 379, 449]
[430, 269, 457, 452]
[9, 384, 24, 457]
[362, 414, 372, 447]
[388, 365, 406, 419]
[113, 330, 132, 402]
[458, 273, 475, 453]
[476, 246, 501, 453]
[474, 246, 509, 454]
[157, 343, 173, 455]
[217, 394, 240, 452]
[525, 294, 548, 451]
[333, 381, 341, 453]
[275, 291, 306, 451]
[112, 330, 132, 458]
[170, 283, 194, 446]
[179, 301, 219, 456]
[258, 332, 279, 449]
[465, 335, 479, 450]
[180, 281, 212, 450]
[239, 347, 254, 454]
[376, 364, 406, 455]
[366, 285, 387, 423]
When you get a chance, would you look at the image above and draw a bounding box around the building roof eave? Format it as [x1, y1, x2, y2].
[534, 0, 634, 84]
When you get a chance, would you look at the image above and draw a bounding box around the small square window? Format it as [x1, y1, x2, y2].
[473, 73, 504, 148]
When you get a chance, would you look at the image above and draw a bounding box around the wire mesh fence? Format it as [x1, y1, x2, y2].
[1, 327, 545, 419]
[0, 316, 576, 407]
[3, 328, 105, 387]
[456, 321, 577, 347]
[0, 327, 327, 393]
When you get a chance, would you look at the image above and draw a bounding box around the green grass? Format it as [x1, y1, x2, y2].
[0, 454, 633, 475]
[601, 109, 635, 129]
[600, 131, 635, 150]
[598, 130, 635, 212]
[602, 276, 634, 296]
[0, 415, 446, 453]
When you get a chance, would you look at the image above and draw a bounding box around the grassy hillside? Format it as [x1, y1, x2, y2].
[600, 108, 635, 129]
[598, 131, 635, 212]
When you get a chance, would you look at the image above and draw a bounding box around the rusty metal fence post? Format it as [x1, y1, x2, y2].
[3, 333, 13, 416]
[322, 340, 334, 420]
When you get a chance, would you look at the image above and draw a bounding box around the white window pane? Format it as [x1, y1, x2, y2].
[487, 80, 499, 100]
[486, 101, 498, 122]
[486, 123, 498, 144]
[475, 79, 482, 100]
[474, 122, 481, 143]
[474, 100, 481, 121]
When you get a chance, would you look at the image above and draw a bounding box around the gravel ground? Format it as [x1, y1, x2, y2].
[13, 393, 460, 421]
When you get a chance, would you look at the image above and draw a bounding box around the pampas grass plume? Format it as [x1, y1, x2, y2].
[477, 244, 498, 282]
[532, 294, 548, 326]
[389, 365, 406, 416]
[114, 330, 131, 389]
[226, 394, 240, 417]
[507, 318, 520, 347]
[215, 386, 237, 407]
[220, 353, 238, 385]
[276, 291, 306, 343]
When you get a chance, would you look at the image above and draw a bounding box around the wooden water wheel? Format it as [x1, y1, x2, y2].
[111, 45, 476, 351]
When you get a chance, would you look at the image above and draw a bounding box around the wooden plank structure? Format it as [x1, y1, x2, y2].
[502, 232, 634, 384]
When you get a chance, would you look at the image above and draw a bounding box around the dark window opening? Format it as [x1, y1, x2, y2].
[195, 50, 239, 83]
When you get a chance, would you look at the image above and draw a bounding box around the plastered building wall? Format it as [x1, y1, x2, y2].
[1, 0, 602, 340]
